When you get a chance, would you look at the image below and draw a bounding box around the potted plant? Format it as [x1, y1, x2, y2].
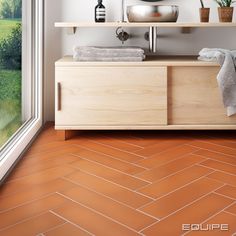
[199, 0, 210, 22]
[215, 0, 235, 22]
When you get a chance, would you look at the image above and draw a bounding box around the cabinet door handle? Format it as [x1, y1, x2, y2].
[57, 82, 62, 111]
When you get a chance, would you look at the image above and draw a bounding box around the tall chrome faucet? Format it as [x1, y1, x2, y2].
[121, 0, 126, 22]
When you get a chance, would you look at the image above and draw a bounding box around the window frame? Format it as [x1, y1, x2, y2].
[0, 0, 44, 181]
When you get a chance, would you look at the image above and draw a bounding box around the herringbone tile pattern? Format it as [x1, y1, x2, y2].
[0, 124, 236, 236]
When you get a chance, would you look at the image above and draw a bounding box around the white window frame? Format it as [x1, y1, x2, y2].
[0, 0, 44, 181]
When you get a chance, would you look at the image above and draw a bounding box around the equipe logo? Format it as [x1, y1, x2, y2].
[182, 224, 229, 231]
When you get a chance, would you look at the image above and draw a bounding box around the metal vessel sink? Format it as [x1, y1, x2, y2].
[127, 5, 179, 22]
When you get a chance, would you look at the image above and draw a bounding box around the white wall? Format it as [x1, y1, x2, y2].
[44, 0, 236, 121]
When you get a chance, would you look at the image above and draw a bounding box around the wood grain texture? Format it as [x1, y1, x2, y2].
[55, 66, 167, 126]
[168, 66, 236, 125]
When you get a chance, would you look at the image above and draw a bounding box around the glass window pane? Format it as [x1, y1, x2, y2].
[0, 0, 22, 149]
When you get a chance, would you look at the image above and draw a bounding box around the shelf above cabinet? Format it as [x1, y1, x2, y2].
[55, 21, 236, 34]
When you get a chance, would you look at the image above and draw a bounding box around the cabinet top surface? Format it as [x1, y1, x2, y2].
[55, 56, 219, 67]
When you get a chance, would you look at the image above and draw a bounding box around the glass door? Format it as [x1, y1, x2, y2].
[0, 0, 43, 180]
[0, 0, 23, 149]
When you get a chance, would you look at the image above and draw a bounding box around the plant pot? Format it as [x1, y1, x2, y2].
[218, 7, 234, 22]
[199, 8, 210, 22]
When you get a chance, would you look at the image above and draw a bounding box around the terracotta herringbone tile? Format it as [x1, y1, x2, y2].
[44, 223, 91, 236]
[135, 138, 192, 157]
[139, 177, 223, 218]
[199, 159, 236, 175]
[138, 165, 213, 199]
[0, 124, 235, 235]
[136, 154, 206, 182]
[52, 201, 140, 236]
[207, 171, 236, 186]
[225, 203, 236, 215]
[59, 185, 156, 231]
[0, 194, 68, 230]
[69, 158, 149, 190]
[72, 148, 146, 175]
[64, 170, 153, 208]
[188, 140, 236, 157]
[187, 211, 236, 236]
[216, 185, 236, 199]
[141, 193, 234, 236]
[0, 212, 65, 236]
[136, 144, 199, 168]
[194, 149, 236, 166]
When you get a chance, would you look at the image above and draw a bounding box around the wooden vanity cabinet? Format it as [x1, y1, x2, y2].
[55, 66, 167, 127]
[55, 56, 236, 133]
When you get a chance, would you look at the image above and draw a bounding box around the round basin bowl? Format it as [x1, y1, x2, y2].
[127, 5, 179, 22]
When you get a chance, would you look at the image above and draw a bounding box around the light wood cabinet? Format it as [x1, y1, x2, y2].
[55, 66, 167, 126]
[168, 67, 236, 125]
[55, 56, 236, 132]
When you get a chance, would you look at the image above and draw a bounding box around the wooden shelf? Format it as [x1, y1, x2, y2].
[55, 22, 236, 28]
[56, 56, 220, 67]
[55, 21, 236, 34]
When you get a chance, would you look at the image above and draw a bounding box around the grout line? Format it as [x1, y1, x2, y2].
[135, 163, 213, 192]
[186, 143, 236, 158]
[224, 210, 236, 217]
[73, 141, 146, 160]
[135, 209, 160, 221]
[133, 149, 206, 177]
[61, 176, 157, 220]
[0, 210, 52, 232]
[88, 135, 144, 150]
[135, 156, 208, 188]
[137, 171, 216, 210]
[196, 164, 236, 177]
[138, 220, 160, 233]
[69, 156, 152, 185]
[182, 200, 236, 236]
[49, 211, 95, 236]
[71, 144, 147, 169]
[155, 184, 226, 222]
[192, 153, 236, 167]
[193, 139, 236, 152]
[56, 192, 147, 234]
[71, 153, 148, 175]
[213, 192, 236, 201]
[206, 135, 236, 145]
[204, 175, 227, 185]
[5, 160, 78, 183]
[0, 192, 55, 214]
[134, 141, 195, 159]
[5, 163, 75, 184]
[63, 168, 155, 201]
[41, 222, 67, 235]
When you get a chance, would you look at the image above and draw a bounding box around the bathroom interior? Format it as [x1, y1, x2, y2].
[0, 0, 236, 235]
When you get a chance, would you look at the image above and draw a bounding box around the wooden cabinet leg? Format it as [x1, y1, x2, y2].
[57, 130, 78, 141]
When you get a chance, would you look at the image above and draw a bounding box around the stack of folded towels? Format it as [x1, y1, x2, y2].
[73, 46, 145, 62]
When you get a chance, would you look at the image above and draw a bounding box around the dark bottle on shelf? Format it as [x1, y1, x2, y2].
[95, 0, 106, 23]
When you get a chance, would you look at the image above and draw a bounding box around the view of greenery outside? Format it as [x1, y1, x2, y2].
[0, 0, 22, 148]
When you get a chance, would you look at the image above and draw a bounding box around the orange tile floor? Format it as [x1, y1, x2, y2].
[0, 124, 235, 236]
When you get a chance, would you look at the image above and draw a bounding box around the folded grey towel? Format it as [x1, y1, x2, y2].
[73, 46, 145, 58]
[198, 48, 236, 117]
[74, 56, 145, 62]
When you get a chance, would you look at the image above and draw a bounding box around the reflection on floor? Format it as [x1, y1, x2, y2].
[0, 123, 236, 236]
